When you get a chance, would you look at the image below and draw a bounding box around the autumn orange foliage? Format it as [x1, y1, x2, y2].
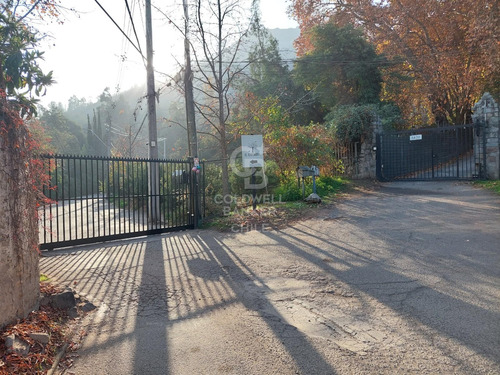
[290, 0, 499, 125]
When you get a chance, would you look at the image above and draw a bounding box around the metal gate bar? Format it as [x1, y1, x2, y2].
[38, 155, 195, 250]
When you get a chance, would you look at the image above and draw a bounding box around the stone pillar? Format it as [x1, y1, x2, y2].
[472, 93, 500, 180]
[354, 118, 382, 179]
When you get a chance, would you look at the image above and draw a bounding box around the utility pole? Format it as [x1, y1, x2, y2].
[145, 0, 159, 222]
[183, 0, 198, 158]
[183, 0, 200, 228]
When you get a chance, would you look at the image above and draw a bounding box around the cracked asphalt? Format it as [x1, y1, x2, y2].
[40, 181, 500, 374]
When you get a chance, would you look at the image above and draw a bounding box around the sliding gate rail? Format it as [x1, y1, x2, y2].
[39, 154, 196, 250]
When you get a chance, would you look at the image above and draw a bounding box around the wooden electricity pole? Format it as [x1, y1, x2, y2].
[183, 0, 198, 158]
[145, 0, 159, 222]
[183, 0, 201, 228]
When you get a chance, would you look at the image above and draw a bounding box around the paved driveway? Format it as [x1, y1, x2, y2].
[40, 181, 500, 374]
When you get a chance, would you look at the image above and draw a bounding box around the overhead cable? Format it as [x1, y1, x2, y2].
[94, 0, 146, 61]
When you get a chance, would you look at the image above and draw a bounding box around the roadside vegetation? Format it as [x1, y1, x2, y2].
[203, 177, 351, 231]
[474, 180, 500, 195]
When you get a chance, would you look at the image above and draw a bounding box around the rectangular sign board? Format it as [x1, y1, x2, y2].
[410, 134, 423, 141]
[241, 134, 264, 168]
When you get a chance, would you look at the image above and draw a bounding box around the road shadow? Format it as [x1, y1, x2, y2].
[132, 239, 169, 374]
[260, 182, 500, 367]
[188, 233, 337, 374]
[40, 232, 337, 374]
[38, 182, 499, 372]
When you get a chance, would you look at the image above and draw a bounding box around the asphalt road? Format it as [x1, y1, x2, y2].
[40, 181, 500, 374]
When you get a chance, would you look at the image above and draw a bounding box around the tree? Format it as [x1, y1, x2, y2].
[2, 0, 62, 23]
[39, 103, 84, 154]
[190, 0, 257, 197]
[261, 99, 336, 174]
[236, 19, 322, 126]
[244, 22, 294, 103]
[0, 11, 53, 117]
[0, 4, 54, 327]
[290, 0, 499, 125]
[294, 22, 383, 109]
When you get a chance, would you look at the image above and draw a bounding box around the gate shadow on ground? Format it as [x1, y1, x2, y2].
[187, 233, 337, 374]
[40, 233, 337, 374]
[40, 240, 173, 374]
[39, 181, 499, 372]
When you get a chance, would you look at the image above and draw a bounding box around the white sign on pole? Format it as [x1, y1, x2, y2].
[241, 135, 264, 168]
[410, 134, 423, 141]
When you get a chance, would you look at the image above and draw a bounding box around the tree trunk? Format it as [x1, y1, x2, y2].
[0, 99, 39, 328]
[220, 134, 230, 198]
[218, 0, 230, 198]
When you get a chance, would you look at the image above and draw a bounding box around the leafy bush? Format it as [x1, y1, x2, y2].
[203, 162, 224, 216]
[273, 181, 304, 202]
[265, 121, 337, 173]
[229, 160, 280, 196]
[315, 176, 345, 196]
[326, 103, 405, 142]
[326, 104, 376, 143]
[272, 176, 346, 202]
[378, 103, 405, 130]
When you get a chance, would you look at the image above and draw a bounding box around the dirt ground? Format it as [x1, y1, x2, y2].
[40, 181, 500, 374]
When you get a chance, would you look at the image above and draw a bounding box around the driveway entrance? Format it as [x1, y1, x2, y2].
[40, 181, 500, 374]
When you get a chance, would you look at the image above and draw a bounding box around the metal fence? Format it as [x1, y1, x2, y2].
[38, 154, 197, 250]
[199, 160, 224, 218]
[331, 142, 360, 177]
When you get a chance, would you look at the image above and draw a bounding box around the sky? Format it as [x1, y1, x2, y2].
[35, 0, 298, 107]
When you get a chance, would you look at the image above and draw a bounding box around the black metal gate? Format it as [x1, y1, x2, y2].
[39, 155, 199, 250]
[376, 123, 486, 181]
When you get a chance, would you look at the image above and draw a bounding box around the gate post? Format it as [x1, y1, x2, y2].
[472, 93, 499, 179]
[189, 157, 201, 229]
[376, 134, 383, 180]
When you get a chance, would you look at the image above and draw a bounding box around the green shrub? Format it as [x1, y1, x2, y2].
[203, 163, 224, 216]
[229, 160, 280, 196]
[274, 181, 305, 202]
[326, 103, 405, 142]
[273, 176, 346, 202]
[378, 102, 405, 130]
[326, 104, 376, 143]
[315, 176, 345, 196]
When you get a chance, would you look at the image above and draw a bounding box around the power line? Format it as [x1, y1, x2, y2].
[124, 0, 144, 63]
[184, 48, 471, 68]
[131, 113, 148, 148]
[94, 0, 146, 61]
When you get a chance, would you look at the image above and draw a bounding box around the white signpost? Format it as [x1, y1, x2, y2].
[241, 135, 264, 168]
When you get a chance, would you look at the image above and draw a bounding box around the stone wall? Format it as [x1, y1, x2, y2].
[472, 93, 500, 180]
